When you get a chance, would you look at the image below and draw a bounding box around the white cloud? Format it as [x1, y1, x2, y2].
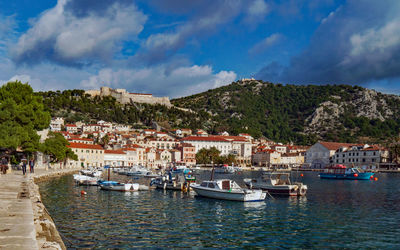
[249, 33, 283, 55]
[81, 65, 237, 98]
[12, 0, 147, 66]
[247, 0, 269, 18]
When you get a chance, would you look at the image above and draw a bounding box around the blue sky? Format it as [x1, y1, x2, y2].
[0, 0, 400, 97]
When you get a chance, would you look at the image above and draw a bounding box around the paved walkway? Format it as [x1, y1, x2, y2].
[0, 173, 38, 250]
[0, 168, 79, 249]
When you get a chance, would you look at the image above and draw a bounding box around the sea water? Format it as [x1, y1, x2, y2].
[39, 171, 400, 249]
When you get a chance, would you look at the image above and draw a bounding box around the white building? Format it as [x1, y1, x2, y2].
[181, 135, 252, 166]
[332, 144, 389, 170]
[50, 117, 64, 131]
[305, 141, 356, 168]
[104, 150, 127, 167]
[67, 143, 104, 168]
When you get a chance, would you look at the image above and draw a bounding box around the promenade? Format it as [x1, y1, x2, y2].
[0, 168, 78, 250]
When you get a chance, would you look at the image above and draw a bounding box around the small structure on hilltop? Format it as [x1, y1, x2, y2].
[85, 87, 172, 107]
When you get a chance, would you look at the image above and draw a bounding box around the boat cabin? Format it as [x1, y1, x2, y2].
[324, 165, 361, 175]
[199, 180, 242, 191]
[257, 173, 292, 186]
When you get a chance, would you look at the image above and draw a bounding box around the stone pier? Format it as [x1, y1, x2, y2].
[0, 168, 79, 249]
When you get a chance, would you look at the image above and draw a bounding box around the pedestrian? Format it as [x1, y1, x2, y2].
[29, 158, 35, 173]
[1, 157, 8, 174]
[22, 159, 27, 175]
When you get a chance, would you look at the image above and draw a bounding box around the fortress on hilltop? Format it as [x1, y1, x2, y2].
[85, 87, 172, 107]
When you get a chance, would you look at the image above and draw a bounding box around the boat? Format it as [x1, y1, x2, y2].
[190, 179, 266, 202]
[244, 172, 307, 196]
[319, 165, 375, 180]
[214, 165, 236, 174]
[73, 174, 99, 186]
[151, 172, 195, 191]
[98, 180, 139, 192]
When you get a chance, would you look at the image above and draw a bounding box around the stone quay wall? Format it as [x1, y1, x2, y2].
[31, 169, 80, 250]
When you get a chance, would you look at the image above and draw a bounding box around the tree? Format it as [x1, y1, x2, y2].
[196, 147, 221, 164]
[100, 134, 110, 146]
[0, 81, 51, 155]
[41, 132, 78, 163]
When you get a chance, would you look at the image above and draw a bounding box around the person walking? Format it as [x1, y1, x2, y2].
[29, 158, 35, 173]
[22, 159, 27, 175]
[1, 157, 7, 174]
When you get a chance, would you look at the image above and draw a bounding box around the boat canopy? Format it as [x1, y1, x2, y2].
[330, 164, 346, 169]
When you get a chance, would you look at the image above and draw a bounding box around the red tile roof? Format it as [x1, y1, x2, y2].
[319, 141, 355, 150]
[67, 143, 103, 150]
[181, 136, 229, 142]
[104, 150, 126, 154]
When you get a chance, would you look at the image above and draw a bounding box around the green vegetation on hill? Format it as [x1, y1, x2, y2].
[38, 90, 211, 130]
[172, 80, 400, 144]
[38, 80, 400, 146]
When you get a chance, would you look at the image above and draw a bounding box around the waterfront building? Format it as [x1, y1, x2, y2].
[181, 136, 232, 155]
[177, 143, 196, 166]
[181, 135, 252, 166]
[252, 149, 281, 167]
[332, 144, 389, 170]
[304, 141, 354, 168]
[124, 145, 147, 166]
[67, 143, 104, 168]
[104, 150, 127, 167]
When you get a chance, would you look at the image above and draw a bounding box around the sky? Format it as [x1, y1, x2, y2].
[0, 0, 400, 98]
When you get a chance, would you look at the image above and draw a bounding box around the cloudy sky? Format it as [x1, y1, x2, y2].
[0, 0, 400, 97]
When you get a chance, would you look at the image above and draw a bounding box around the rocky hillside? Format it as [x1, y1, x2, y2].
[172, 80, 400, 144]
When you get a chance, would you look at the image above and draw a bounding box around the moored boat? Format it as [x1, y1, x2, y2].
[319, 165, 374, 180]
[98, 180, 139, 191]
[190, 179, 266, 202]
[73, 174, 99, 186]
[244, 172, 307, 196]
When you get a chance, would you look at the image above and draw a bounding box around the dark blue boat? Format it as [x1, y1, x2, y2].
[319, 165, 375, 180]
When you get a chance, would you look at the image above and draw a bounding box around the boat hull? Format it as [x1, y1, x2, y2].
[319, 173, 374, 180]
[100, 183, 139, 191]
[246, 184, 306, 196]
[155, 183, 184, 191]
[191, 186, 266, 202]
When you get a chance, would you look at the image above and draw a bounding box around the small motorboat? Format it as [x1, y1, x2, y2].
[98, 180, 139, 192]
[319, 165, 375, 180]
[244, 172, 307, 196]
[190, 179, 266, 202]
[151, 172, 194, 191]
[214, 165, 236, 174]
[73, 174, 99, 186]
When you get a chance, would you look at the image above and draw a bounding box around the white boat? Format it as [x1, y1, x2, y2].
[214, 165, 236, 174]
[99, 181, 139, 192]
[73, 174, 99, 186]
[244, 172, 307, 196]
[190, 179, 266, 202]
[126, 166, 153, 176]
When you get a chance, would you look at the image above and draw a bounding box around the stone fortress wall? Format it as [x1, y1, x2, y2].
[85, 87, 172, 107]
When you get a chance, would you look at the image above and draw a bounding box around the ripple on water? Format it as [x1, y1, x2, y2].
[39, 172, 400, 249]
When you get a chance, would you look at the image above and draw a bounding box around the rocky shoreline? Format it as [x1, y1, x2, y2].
[30, 169, 79, 250]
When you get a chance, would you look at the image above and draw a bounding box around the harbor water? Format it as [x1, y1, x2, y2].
[39, 171, 400, 249]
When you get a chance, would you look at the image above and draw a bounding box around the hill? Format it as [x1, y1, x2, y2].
[38, 90, 212, 131]
[172, 80, 400, 145]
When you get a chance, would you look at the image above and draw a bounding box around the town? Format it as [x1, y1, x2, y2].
[35, 117, 396, 172]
